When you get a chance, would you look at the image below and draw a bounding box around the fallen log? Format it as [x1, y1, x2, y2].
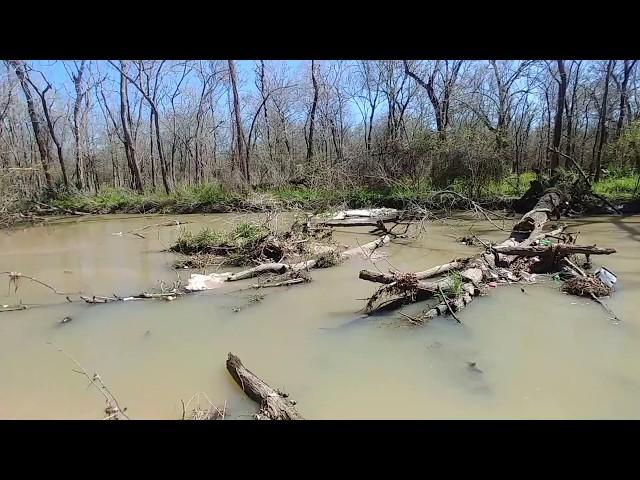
[327, 208, 399, 219]
[424, 283, 478, 322]
[227, 263, 288, 281]
[359, 261, 464, 285]
[313, 208, 401, 227]
[318, 215, 399, 227]
[80, 291, 181, 303]
[33, 200, 89, 216]
[491, 244, 616, 257]
[226, 353, 303, 420]
[249, 278, 308, 288]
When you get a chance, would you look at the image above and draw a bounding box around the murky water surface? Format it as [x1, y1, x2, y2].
[0, 212, 638, 419]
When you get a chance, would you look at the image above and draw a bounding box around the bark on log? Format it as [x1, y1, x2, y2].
[226, 353, 303, 420]
[250, 278, 307, 288]
[359, 261, 463, 285]
[423, 284, 478, 320]
[318, 215, 399, 227]
[341, 235, 391, 258]
[227, 263, 288, 281]
[491, 244, 616, 257]
[510, 190, 564, 242]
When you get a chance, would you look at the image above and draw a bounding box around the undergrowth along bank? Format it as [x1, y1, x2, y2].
[14, 171, 640, 217]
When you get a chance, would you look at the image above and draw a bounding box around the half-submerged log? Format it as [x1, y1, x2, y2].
[226, 353, 303, 420]
[314, 208, 400, 227]
[80, 291, 181, 303]
[318, 216, 399, 227]
[359, 261, 464, 285]
[491, 244, 616, 257]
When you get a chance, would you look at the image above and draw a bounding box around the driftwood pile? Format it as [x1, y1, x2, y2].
[359, 189, 618, 323]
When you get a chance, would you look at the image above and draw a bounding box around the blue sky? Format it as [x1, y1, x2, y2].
[28, 60, 308, 99]
[24, 60, 366, 129]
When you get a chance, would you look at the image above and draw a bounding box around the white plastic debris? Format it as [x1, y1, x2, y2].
[185, 272, 232, 291]
[595, 267, 617, 289]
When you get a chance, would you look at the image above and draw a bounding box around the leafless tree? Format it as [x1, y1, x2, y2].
[404, 60, 464, 139]
[5, 60, 54, 190]
[550, 60, 568, 170]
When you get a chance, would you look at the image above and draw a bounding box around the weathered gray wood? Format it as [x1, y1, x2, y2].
[492, 244, 616, 257]
[318, 215, 399, 227]
[227, 263, 288, 281]
[226, 353, 303, 420]
[359, 261, 463, 285]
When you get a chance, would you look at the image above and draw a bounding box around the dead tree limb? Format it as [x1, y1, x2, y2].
[491, 244, 616, 257]
[226, 353, 303, 420]
[359, 260, 464, 284]
[0, 271, 77, 296]
[437, 284, 461, 324]
[423, 284, 478, 321]
[33, 201, 89, 216]
[249, 278, 308, 288]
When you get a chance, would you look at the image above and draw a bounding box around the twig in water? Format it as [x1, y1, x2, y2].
[589, 293, 622, 322]
[47, 341, 129, 420]
[0, 271, 78, 296]
[437, 284, 462, 324]
[398, 312, 423, 325]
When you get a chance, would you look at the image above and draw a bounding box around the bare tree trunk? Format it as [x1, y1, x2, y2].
[594, 60, 614, 182]
[404, 60, 462, 140]
[28, 79, 69, 189]
[228, 60, 249, 183]
[259, 60, 273, 164]
[7, 60, 54, 191]
[153, 111, 170, 193]
[306, 60, 319, 162]
[118, 61, 144, 193]
[550, 60, 567, 171]
[149, 109, 156, 189]
[616, 60, 637, 138]
[565, 61, 582, 161]
[72, 61, 86, 190]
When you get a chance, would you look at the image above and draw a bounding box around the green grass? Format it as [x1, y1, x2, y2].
[170, 222, 269, 265]
[485, 172, 537, 197]
[593, 174, 640, 202]
[172, 227, 226, 254]
[44, 171, 640, 217]
[51, 184, 240, 214]
[446, 271, 464, 297]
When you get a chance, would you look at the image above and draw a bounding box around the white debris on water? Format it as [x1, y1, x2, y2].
[185, 272, 232, 291]
[596, 267, 617, 289]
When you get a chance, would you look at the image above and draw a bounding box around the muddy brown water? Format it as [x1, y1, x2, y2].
[0, 212, 639, 419]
